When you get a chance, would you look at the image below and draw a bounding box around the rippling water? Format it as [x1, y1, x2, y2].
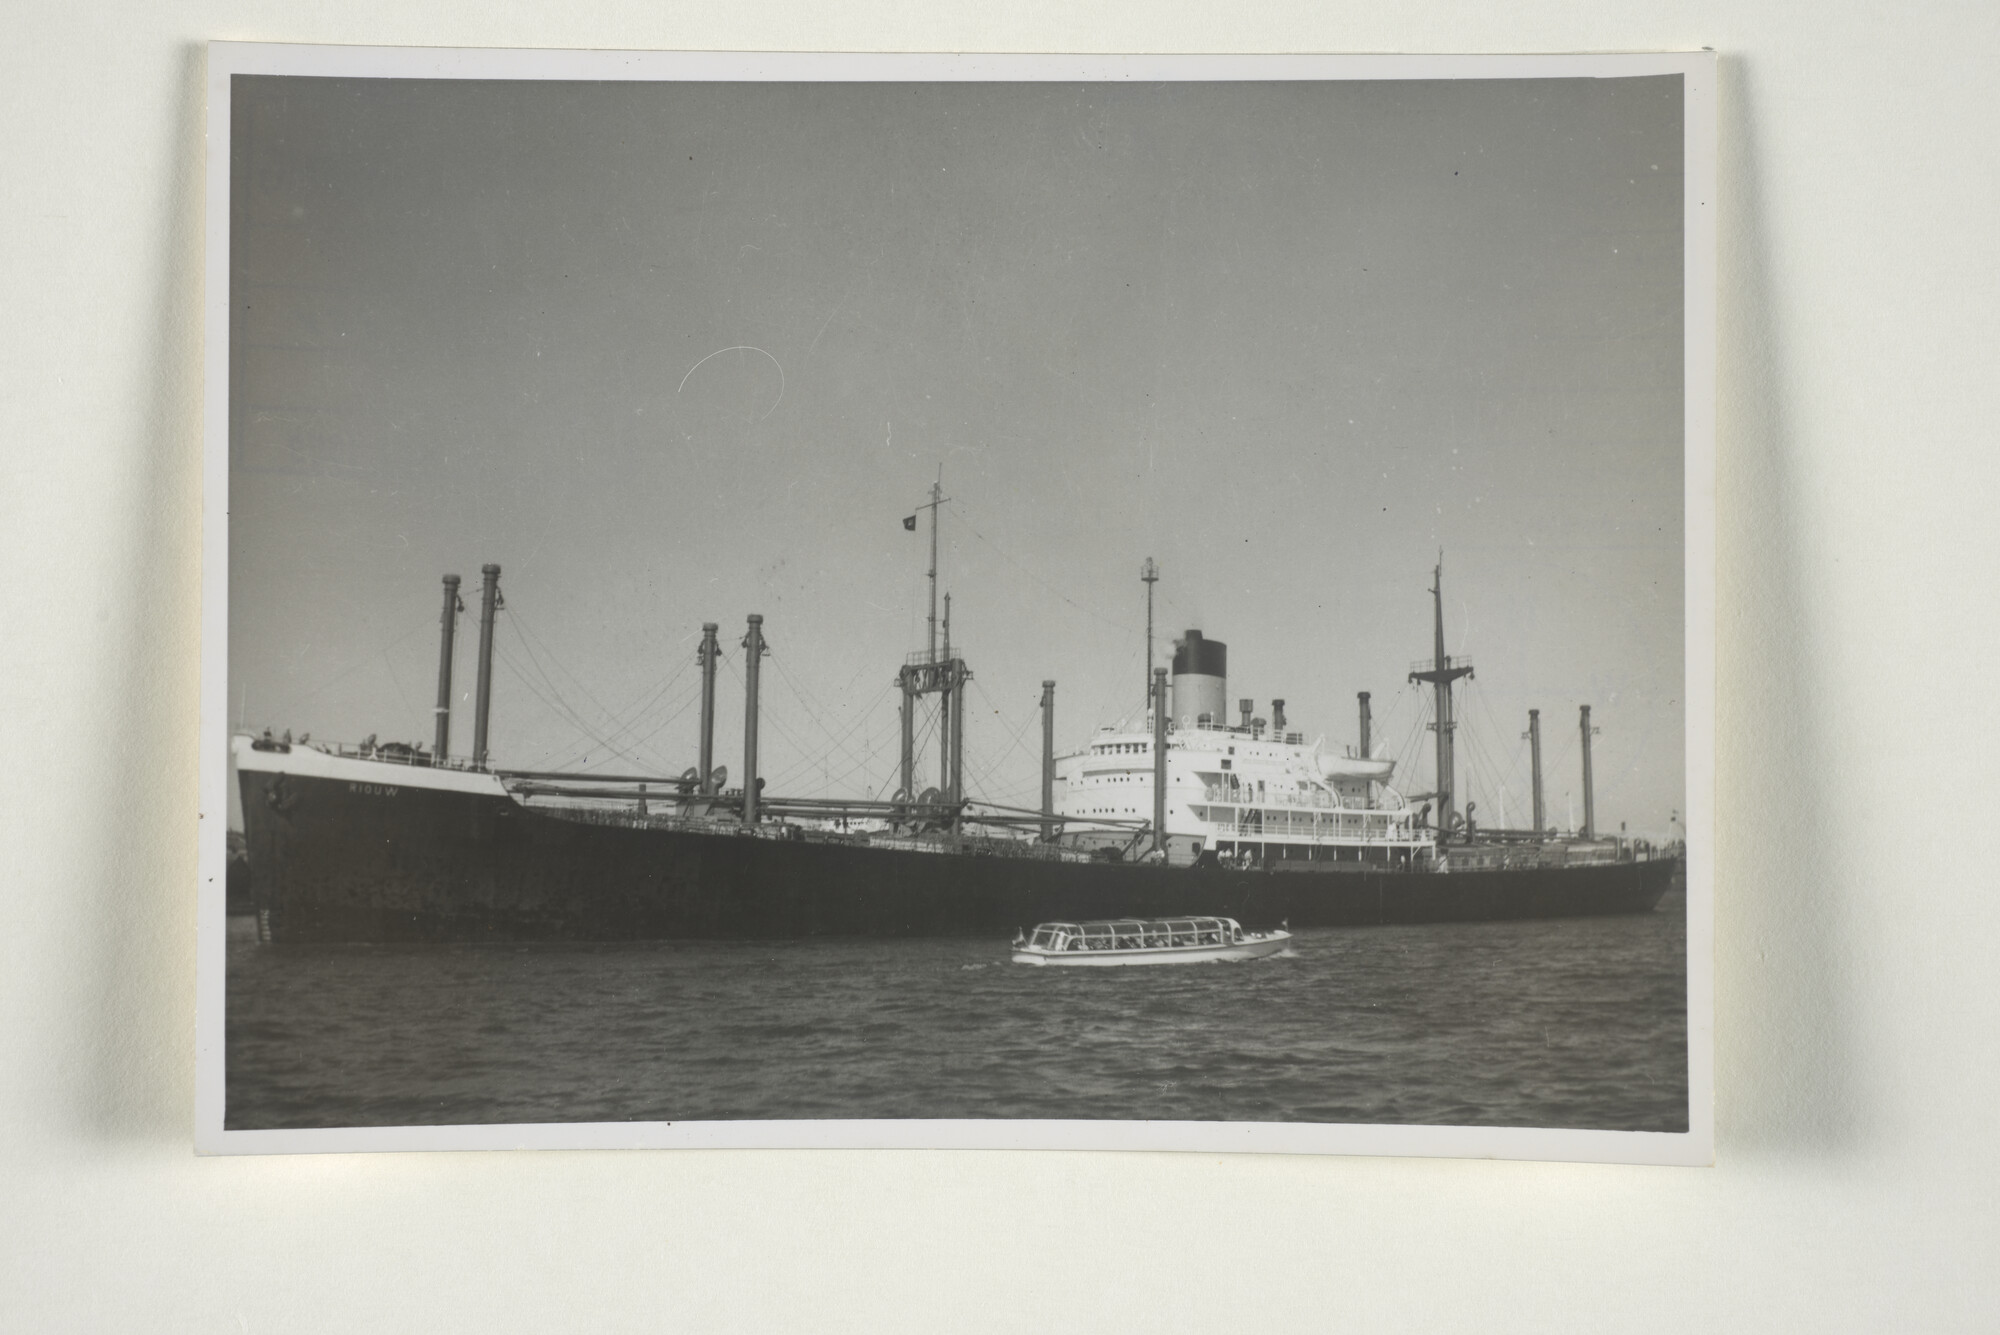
[225, 893, 1687, 1132]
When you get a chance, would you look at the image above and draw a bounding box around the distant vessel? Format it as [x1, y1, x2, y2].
[1011, 917, 1291, 966]
[235, 488, 1675, 943]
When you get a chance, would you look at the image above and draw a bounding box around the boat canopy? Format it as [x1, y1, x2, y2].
[1026, 917, 1243, 950]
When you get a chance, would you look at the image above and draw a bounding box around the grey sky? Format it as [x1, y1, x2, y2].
[230, 74, 1684, 835]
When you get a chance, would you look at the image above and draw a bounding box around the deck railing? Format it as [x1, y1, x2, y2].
[1195, 786, 1423, 843]
[1202, 783, 1388, 812]
[537, 801, 1094, 861]
[1409, 655, 1475, 676]
[248, 735, 488, 773]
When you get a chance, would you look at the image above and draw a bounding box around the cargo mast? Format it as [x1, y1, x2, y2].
[741, 614, 766, 825]
[471, 563, 503, 770]
[1526, 708, 1545, 836]
[925, 471, 943, 659]
[1151, 667, 1168, 854]
[1580, 704, 1599, 841]
[1409, 558, 1473, 837]
[433, 574, 462, 760]
[1040, 680, 1057, 842]
[896, 470, 969, 828]
[1141, 557, 1159, 718]
[696, 622, 720, 794]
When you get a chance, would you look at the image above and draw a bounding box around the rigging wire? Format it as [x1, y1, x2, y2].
[494, 632, 606, 750]
[719, 650, 895, 800]
[945, 502, 1137, 633]
[1365, 680, 1420, 761]
[763, 678, 896, 793]
[580, 678, 708, 773]
[499, 612, 685, 771]
[502, 621, 671, 770]
[1156, 584, 1195, 630]
[1544, 719, 1582, 833]
[1473, 679, 1528, 783]
[1083, 641, 1146, 744]
[763, 651, 892, 779]
[1454, 679, 1497, 808]
[962, 679, 1044, 804]
[491, 640, 668, 772]
[811, 685, 922, 799]
[1390, 687, 1434, 797]
[872, 706, 943, 801]
[540, 661, 702, 773]
[508, 610, 650, 742]
[765, 649, 874, 732]
[264, 618, 432, 730]
[1472, 686, 1532, 825]
[756, 697, 849, 790]
[1458, 687, 1521, 825]
[378, 643, 415, 718]
[604, 652, 698, 737]
[717, 654, 822, 782]
[809, 728, 897, 800]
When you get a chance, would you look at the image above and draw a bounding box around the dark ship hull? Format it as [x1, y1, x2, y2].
[238, 752, 1676, 945]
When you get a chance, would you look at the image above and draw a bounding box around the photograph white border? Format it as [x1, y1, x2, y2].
[196, 43, 1716, 1164]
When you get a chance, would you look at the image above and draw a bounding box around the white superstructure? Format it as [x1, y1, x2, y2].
[1054, 628, 1436, 869]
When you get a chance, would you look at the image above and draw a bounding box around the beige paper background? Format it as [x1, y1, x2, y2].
[3, 3, 1994, 1331]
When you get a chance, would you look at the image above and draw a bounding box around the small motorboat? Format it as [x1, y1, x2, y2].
[1010, 916, 1291, 967]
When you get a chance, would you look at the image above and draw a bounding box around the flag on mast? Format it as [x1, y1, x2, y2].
[902, 514, 917, 531]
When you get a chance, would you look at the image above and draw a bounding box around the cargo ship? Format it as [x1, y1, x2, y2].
[234, 498, 1675, 943]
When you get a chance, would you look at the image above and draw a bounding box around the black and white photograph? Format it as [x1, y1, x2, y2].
[201, 48, 1714, 1160]
[33, 1, 2000, 1324]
